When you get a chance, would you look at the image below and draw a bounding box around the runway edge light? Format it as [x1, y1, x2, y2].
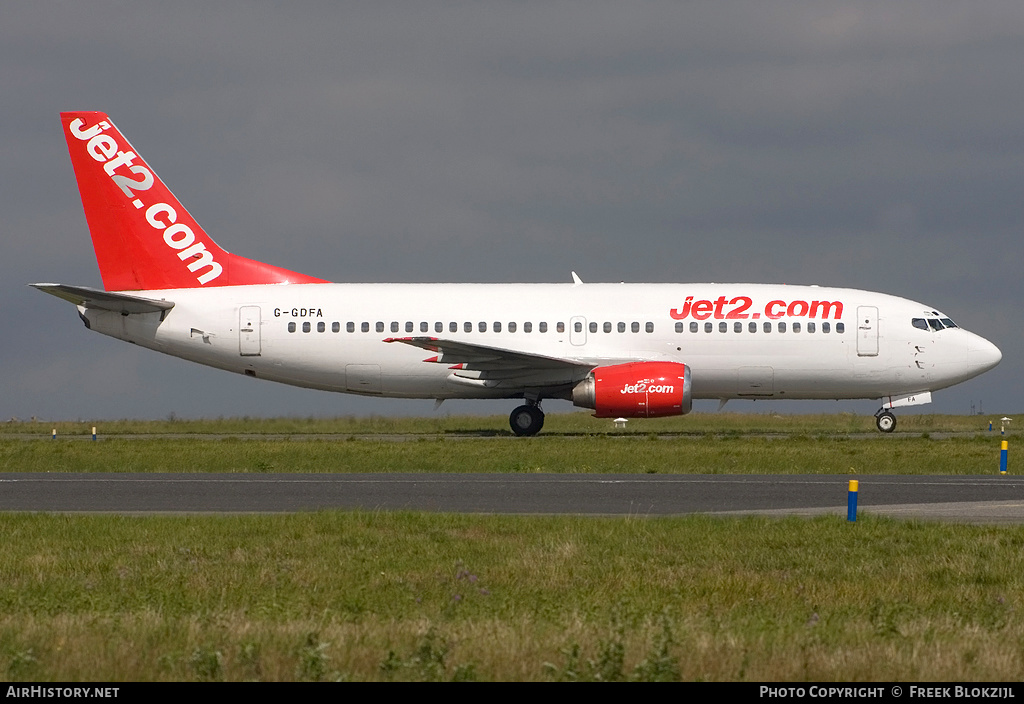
[847, 480, 859, 522]
[1000, 440, 1008, 475]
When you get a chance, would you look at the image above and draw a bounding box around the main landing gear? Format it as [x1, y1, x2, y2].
[510, 403, 545, 437]
[875, 409, 897, 433]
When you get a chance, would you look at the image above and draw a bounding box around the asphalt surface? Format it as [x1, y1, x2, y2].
[1, 473, 1022, 523]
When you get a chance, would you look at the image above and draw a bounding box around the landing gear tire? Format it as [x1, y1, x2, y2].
[875, 411, 897, 433]
[510, 405, 545, 437]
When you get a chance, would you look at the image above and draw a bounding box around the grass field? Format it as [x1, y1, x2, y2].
[0, 412, 1017, 475]
[1, 411, 1011, 436]
[2, 512, 1024, 681]
[0, 413, 1021, 681]
[0, 434, 1013, 475]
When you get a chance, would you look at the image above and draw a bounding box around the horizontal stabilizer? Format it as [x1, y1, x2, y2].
[30, 283, 174, 315]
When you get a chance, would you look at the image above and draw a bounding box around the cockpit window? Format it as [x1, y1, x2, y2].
[913, 317, 958, 331]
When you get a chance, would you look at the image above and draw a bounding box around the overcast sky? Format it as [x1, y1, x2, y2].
[3, 2, 1021, 423]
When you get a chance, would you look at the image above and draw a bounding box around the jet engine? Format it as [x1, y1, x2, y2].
[571, 361, 692, 418]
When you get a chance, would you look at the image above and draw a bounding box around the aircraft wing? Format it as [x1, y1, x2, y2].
[30, 283, 174, 315]
[384, 336, 591, 388]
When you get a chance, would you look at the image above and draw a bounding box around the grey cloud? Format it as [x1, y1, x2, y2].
[3, 1, 1019, 420]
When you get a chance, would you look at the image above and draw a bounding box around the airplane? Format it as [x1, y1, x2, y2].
[33, 111, 1002, 436]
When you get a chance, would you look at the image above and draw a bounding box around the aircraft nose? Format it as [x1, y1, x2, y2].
[967, 334, 1002, 376]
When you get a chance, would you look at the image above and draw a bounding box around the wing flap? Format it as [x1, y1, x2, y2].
[385, 336, 592, 387]
[385, 336, 579, 369]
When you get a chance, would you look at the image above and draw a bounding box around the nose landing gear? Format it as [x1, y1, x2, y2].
[875, 409, 897, 433]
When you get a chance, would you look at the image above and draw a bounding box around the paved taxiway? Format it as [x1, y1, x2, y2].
[1, 473, 1022, 523]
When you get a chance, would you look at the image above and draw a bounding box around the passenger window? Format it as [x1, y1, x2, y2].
[494, 322, 502, 332]
[704, 322, 713, 333]
[464, 322, 472, 333]
[556, 322, 564, 333]
[524, 322, 533, 333]
[405, 321, 414, 333]
[675, 322, 684, 333]
[343, 322, 351, 333]
[734, 322, 742, 333]
[719, 322, 727, 333]
[288, 322, 296, 333]
[509, 322, 517, 333]
[376, 322, 384, 333]
[303, 322, 311, 333]
[631, 322, 640, 333]
[589, 322, 597, 333]
[317, 322, 325, 333]
[479, 322, 487, 333]
[836, 323, 844, 333]
[391, 322, 399, 333]
[420, 322, 428, 333]
[808, 322, 816, 333]
[435, 322, 443, 333]
[450, 322, 458, 333]
[792, 322, 801, 333]
[646, 322, 654, 333]
[690, 322, 698, 333]
[574, 322, 582, 333]
[823, 322, 831, 333]
[540, 322, 548, 333]
[605, 322, 613, 333]
[749, 322, 757, 333]
[618, 322, 626, 333]
[778, 322, 786, 333]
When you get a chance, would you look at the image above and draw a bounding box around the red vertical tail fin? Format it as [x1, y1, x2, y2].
[61, 111, 327, 291]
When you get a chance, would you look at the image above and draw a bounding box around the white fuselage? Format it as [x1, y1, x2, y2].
[78, 282, 1001, 406]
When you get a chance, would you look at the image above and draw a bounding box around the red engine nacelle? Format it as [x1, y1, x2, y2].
[571, 361, 692, 418]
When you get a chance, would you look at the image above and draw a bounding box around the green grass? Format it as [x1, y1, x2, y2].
[1, 512, 1023, 681]
[0, 433, 1010, 474]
